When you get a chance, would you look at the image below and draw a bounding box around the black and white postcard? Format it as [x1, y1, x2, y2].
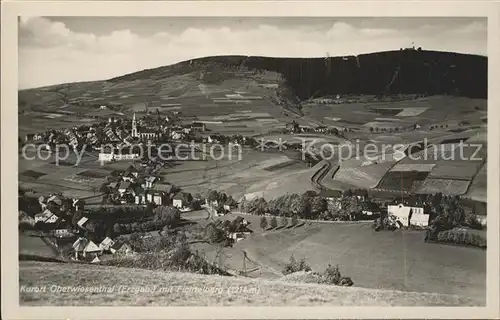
[2, 1, 499, 319]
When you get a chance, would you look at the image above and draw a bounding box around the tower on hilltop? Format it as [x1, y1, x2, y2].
[131, 113, 138, 137]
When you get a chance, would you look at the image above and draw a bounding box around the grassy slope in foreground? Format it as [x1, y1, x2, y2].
[19, 261, 482, 306]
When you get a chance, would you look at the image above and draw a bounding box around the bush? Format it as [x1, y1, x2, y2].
[465, 213, 484, 230]
[282, 255, 311, 275]
[318, 264, 354, 287]
[435, 229, 486, 248]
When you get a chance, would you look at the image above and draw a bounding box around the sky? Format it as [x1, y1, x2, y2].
[18, 17, 487, 89]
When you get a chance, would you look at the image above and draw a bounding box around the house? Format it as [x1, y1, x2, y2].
[34, 211, 49, 224]
[286, 121, 300, 133]
[47, 194, 63, 207]
[25, 133, 35, 142]
[110, 242, 134, 255]
[72, 237, 102, 259]
[353, 190, 368, 201]
[172, 192, 193, 209]
[53, 229, 74, 238]
[170, 131, 185, 140]
[144, 176, 158, 189]
[45, 213, 60, 224]
[229, 228, 252, 242]
[72, 198, 84, 211]
[108, 182, 118, 190]
[190, 122, 206, 132]
[125, 166, 139, 178]
[361, 202, 380, 216]
[146, 192, 165, 206]
[98, 151, 114, 162]
[34, 208, 56, 223]
[315, 126, 328, 133]
[151, 183, 173, 195]
[206, 135, 221, 144]
[387, 198, 429, 227]
[99, 237, 116, 251]
[122, 173, 137, 183]
[118, 182, 131, 195]
[82, 240, 102, 258]
[77, 217, 89, 229]
[72, 237, 88, 259]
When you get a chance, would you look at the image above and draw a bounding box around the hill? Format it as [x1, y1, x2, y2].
[108, 50, 487, 99]
[19, 261, 482, 306]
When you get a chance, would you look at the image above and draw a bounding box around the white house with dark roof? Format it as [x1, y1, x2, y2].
[34, 208, 56, 223]
[99, 237, 116, 251]
[77, 217, 89, 229]
[388, 197, 429, 227]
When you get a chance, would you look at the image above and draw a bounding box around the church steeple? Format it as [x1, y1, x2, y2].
[131, 112, 138, 137]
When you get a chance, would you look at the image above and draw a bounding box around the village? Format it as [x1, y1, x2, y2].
[19, 102, 488, 265]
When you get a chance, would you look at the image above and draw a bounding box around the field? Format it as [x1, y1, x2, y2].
[157, 148, 315, 201]
[19, 70, 292, 139]
[427, 161, 483, 180]
[19, 261, 482, 306]
[190, 215, 485, 302]
[333, 161, 395, 189]
[19, 149, 118, 198]
[465, 162, 487, 202]
[302, 96, 486, 133]
[377, 171, 430, 191]
[19, 235, 59, 259]
[417, 179, 471, 195]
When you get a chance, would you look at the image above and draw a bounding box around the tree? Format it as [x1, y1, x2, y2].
[270, 216, 278, 229]
[310, 196, 327, 218]
[251, 197, 268, 215]
[207, 190, 219, 202]
[260, 216, 268, 231]
[113, 223, 121, 234]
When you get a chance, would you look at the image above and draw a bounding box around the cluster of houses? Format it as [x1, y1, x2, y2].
[284, 120, 346, 135]
[318, 189, 432, 227]
[105, 165, 195, 211]
[71, 236, 134, 263]
[23, 109, 210, 157]
[208, 216, 252, 242]
[34, 195, 83, 227]
[205, 198, 236, 216]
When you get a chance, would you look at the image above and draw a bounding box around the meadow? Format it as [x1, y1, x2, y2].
[19, 261, 482, 306]
[191, 214, 486, 302]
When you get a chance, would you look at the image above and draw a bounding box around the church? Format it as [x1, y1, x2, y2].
[131, 113, 162, 141]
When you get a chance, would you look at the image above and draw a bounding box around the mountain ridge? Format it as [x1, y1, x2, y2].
[21, 49, 487, 101]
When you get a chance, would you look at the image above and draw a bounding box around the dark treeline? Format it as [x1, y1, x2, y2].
[110, 51, 487, 100]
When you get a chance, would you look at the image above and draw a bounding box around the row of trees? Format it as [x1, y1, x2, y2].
[111, 206, 181, 237]
[259, 215, 299, 230]
[241, 190, 369, 221]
